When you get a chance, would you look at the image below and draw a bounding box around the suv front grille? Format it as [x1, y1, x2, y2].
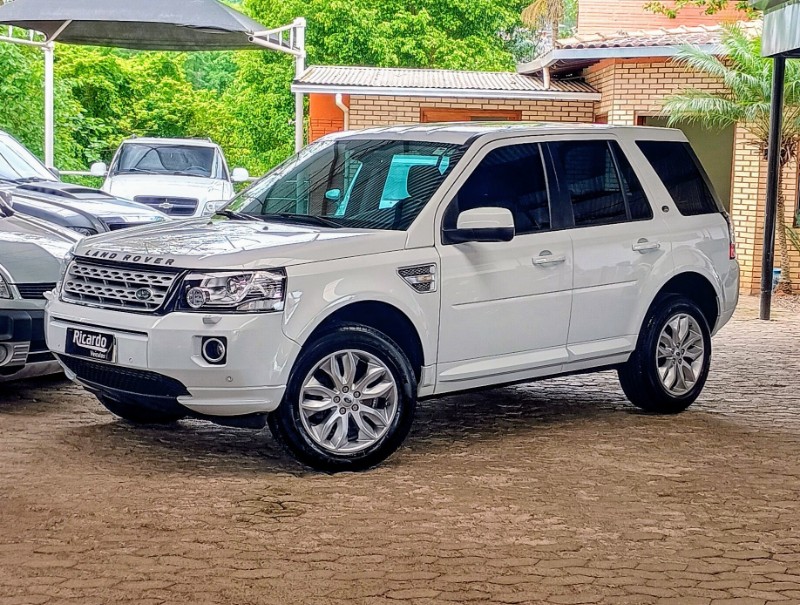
[16, 283, 57, 299]
[134, 196, 198, 216]
[62, 260, 179, 312]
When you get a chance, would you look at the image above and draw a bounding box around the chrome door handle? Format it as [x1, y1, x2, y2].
[632, 239, 661, 253]
[533, 251, 567, 266]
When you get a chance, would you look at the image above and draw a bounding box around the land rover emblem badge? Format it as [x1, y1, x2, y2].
[135, 288, 153, 301]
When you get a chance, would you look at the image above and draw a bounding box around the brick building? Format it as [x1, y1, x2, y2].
[291, 1, 799, 295]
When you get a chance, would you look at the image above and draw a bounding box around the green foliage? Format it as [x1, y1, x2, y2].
[0, 0, 524, 176]
[664, 27, 800, 145]
[644, 0, 757, 18]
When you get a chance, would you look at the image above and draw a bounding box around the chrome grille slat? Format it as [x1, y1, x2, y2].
[62, 260, 178, 312]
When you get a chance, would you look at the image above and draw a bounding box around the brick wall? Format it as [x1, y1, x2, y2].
[347, 95, 596, 129]
[584, 58, 728, 124]
[578, 0, 747, 35]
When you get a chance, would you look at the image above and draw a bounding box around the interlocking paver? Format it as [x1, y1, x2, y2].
[1, 295, 799, 604]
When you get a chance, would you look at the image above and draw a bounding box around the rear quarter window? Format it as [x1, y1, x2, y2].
[636, 140, 722, 216]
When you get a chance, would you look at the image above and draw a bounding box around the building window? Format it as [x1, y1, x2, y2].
[420, 108, 522, 123]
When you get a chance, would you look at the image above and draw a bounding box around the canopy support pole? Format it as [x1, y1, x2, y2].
[294, 18, 306, 152]
[43, 41, 54, 167]
[760, 54, 786, 321]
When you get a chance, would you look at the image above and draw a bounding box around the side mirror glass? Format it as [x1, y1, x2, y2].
[324, 188, 341, 201]
[444, 207, 515, 244]
[0, 190, 14, 217]
[90, 162, 108, 177]
[231, 167, 250, 183]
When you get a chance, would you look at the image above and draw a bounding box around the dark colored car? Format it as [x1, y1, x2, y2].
[0, 130, 169, 235]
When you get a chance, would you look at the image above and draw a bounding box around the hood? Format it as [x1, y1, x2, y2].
[0, 213, 79, 283]
[13, 181, 169, 225]
[105, 174, 229, 205]
[73, 218, 408, 270]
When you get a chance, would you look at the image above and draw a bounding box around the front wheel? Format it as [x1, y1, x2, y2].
[618, 296, 712, 414]
[268, 324, 417, 472]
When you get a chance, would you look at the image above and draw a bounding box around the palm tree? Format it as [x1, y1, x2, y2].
[522, 0, 565, 50]
[664, 25, 799, 294]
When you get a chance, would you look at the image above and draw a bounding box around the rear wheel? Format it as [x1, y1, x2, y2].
[618, 296, 712, 414]
[97, 394, 185, 425]
[268, 324, 417, 472]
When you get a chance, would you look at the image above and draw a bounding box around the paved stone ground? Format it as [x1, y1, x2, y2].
[1, 295, 799, 605]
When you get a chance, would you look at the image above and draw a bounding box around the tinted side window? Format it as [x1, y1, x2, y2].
[549, 140, 652, 227]
[614, 144, 653, 221]
[637, 141, 720, 216]
[446, 143, 550, 235]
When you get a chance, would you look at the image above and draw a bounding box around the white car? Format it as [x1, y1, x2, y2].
[0, 191, 80, 381]
[94, 137, 249, 218]
[46, 124, 739, 471]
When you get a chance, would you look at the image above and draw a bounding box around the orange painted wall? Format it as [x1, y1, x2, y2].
[577, 0, 748, 35]
[308, 93, 348, 142]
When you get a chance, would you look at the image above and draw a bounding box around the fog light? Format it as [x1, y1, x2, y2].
[0, 344, 8, 366]
[201, 337, 227, 365]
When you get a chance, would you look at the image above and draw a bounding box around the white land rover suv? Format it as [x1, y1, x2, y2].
[46, 124, 739, 471]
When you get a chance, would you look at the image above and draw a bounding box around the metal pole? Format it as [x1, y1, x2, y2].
[294, 18, 306, 153]
[760, 55, 786, 321]
[43, 42, 55, 168]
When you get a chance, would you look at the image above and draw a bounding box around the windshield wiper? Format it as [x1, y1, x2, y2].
[260, 213, 342, 229]
[169, 171, 209, 179]
[214, 209, 261, 222]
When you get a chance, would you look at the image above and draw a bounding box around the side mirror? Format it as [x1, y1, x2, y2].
[90, 162, 108, 177]
[0, 190, 14, 217]
[324, 188, 341, 201]
[443, 207, 515, 244]
[231, 167, 250, 183]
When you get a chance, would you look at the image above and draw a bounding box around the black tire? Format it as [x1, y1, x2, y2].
[97, 393, 185, 425]
[618, 295, 712, 414]
[268, 324, 417, 472]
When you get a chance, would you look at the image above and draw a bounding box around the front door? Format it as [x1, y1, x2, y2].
[436, 141, 573, 393]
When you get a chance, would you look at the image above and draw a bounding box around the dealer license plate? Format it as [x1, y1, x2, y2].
[65, 327, 116, 362]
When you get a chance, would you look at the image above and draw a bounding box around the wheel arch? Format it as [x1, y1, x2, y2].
[649, 271, 720, 331]
[302, 301, 425, 381]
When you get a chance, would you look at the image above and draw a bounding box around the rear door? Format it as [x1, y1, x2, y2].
[545, 138, 671, 360]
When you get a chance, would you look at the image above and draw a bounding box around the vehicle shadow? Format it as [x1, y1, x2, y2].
[0, 374, 74, 412]
[55, 372, 647, 476]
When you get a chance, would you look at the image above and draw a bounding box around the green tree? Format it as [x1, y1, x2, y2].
[664, 26, 798, 293]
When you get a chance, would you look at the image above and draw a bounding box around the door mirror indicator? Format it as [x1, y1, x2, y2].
[443, 207, 515, 244]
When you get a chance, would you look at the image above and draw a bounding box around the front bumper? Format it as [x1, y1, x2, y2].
[0, 309, 59, 382]
[45, 299, 301, 416]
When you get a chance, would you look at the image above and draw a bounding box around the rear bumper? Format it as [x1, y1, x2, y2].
[0, 309, 58, 381]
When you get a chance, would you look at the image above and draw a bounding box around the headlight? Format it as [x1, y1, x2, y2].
[54, 252, 74, 298]
[0, 274, 12, 299]
[179, 270, 286, 313]
[201, 201, 226, 217]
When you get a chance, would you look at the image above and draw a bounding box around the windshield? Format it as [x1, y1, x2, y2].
[111, 143, 226, 179]
[225, 138, 465, 231]
[0, 134, 57, 183]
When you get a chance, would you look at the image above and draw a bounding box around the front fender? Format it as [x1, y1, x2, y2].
[281, 249, 440, 365]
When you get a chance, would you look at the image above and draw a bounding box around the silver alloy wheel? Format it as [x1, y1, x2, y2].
[656, 313, 705, 397]
[299, 349, 399, 454]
